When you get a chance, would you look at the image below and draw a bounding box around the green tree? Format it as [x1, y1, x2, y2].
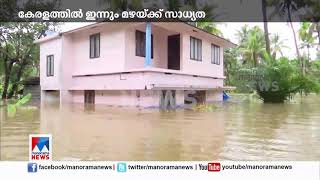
[239, 0, 271, 56]
[196, 22, 222, 36]
[300, 0, 320, 23]
[224, 48, 240, 85]
[0, 0, 61, 21]
[299, 22, 316, 60]
[270, 34, 288, 58]
[308, 22, 320, 50]
[261, 0, 271, 55]
[236, 25, 250, 44]
[298, 22, 317, 75]
[255, 54, 319, 103]
[180, 0, 218, 21]
[165, 0, 182, 11]
[0, 22, 59, 99]
[298, 22, 317, 59]
[269, 0, 305, 73]
[301, 0, 320, 48]
[238, 26, 266, 67]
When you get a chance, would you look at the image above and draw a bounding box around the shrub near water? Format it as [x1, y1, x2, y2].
[255, 56, 320, 103]
[192, 104, 217, 112]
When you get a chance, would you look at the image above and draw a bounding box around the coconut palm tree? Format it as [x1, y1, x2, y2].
[178, 0, 218, 21]
[269, 0, 305, 73]
[270, 0, 301, 57]
[299, 22, 316, 60]
[298, 22, 317, 74]
[236, 25, 250, 44]
[308, 22, 320, 51]
[164, 0, 181, 11]
[196, 22, 222, 36]
[238, 26, 266, 67]
[238, 0, 271, 55]
[270, 34, 288, 58]
[301, 0, 320, 49]
[261, 0, 271, 55]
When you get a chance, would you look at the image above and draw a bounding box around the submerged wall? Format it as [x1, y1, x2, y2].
[68, 90, 219, 108]
[206, 90, 223, 103]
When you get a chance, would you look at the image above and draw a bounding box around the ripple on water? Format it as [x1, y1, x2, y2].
[1, 95, 320, 160]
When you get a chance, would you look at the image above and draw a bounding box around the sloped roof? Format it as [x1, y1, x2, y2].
[35, 22, 236, 48]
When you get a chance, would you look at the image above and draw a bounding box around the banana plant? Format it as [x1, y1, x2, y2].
[7, 93, 32, 117]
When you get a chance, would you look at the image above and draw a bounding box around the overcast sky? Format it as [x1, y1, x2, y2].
[61, 22, 318, 60]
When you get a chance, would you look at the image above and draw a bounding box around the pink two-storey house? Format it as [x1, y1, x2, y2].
[36, 22, 235, 108]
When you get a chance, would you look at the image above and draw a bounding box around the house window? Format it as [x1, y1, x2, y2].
[190, 36, 202, 61]
[135, 30, 153, 58]
[211, 44, 220, 65]
[46, 55, 54, 76]
[90, 33, 100, 58]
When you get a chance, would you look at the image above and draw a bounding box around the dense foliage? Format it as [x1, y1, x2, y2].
[256, 55, 319, 102]
[224, 24, 320, 103]
[0, 22, 59, 99]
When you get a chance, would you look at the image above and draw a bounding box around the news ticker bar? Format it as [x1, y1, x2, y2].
[1, 0, 318, 22]
[0, 161, 319, 180]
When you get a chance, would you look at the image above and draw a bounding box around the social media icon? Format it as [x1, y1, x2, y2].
[117, 163, 127, 172]
[28, 163, 38, 173]
[208, 163, 220, 172]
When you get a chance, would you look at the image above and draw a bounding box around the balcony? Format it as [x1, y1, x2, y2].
[70, 67, 234, 91]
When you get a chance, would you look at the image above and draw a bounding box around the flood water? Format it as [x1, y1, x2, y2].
[0, 94, 319, 161]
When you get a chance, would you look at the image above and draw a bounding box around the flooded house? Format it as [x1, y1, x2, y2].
[35, 22, 235, 108]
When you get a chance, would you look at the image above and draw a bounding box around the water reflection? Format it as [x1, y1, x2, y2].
[0, 106, 40, 160]
[0, 95, 319, 160]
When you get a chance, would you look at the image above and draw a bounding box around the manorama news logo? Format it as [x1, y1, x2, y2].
[29, 134, 52, 161]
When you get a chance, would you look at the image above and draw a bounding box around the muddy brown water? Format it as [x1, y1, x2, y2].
[0, 95, 319, 160]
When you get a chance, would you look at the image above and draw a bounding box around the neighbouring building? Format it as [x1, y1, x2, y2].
[23, 77, 40, 103]
[35, 22, 236, 108]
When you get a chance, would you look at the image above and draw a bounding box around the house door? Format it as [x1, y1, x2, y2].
[84, 90, 95, 104]
[168, 34, 180, 70]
